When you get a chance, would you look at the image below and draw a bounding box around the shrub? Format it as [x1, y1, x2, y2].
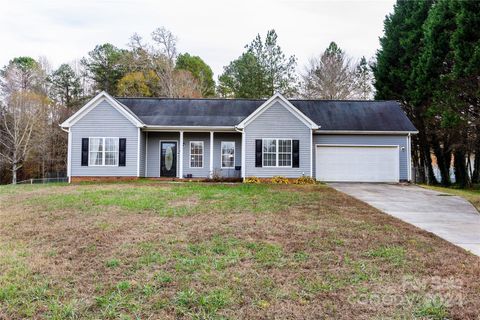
[271, 176, 289, 184]
[245, 177, 260, 184]
[294, 176, 316, 185]
[210, 169, 222, 182]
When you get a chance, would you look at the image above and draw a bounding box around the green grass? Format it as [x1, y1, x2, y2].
[174, 288, 232, 319]
[0, 243, 77, 319]
[105, 258, 121, 268]
[0, 183, 69, 197]
[90, 235, 289, 318]
[414, 296, 449, 320]
[366, 245, 406, 266]
[22, 183, 315, 216]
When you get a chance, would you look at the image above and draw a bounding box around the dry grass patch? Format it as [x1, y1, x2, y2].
[168, 195, 200, 208]
[0, 182, 479, 319]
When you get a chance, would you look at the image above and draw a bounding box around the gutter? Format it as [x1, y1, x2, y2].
[314, 130, 419, 135]
[143, 125, 236, 132]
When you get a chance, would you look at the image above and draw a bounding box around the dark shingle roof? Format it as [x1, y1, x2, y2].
[116, 97, 417, 132]
[290, 100, 417, 132]
[116, 98, 262, 126]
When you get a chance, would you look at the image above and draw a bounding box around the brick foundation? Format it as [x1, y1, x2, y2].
[246, 177, 307, 183]
[70, 176, 140, 183]
[70, 176, 243, 183]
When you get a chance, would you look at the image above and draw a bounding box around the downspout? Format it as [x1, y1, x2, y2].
[408, 133, 412, 182]
[310, 129, 313, 178]
[235, 126, 245, 181]
[311, 124, 320, 179]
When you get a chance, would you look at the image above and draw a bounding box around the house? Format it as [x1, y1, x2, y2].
[60, 91, 417, 183]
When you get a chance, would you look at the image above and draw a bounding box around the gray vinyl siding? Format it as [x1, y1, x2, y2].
[244, 101, 312, 178]
[212, 133, 242, 178]
[145, 132, 179, 177]
[70, 100, 139, 177]
[139, 131, 146, 177]
[183, 133, 211, 178]
[312, 134, 409, 180]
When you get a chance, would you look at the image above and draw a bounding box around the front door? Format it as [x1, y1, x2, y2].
[160, 142, 177, 177]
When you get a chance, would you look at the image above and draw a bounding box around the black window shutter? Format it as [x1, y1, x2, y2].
[119, 138, 126, 166]
[81, 138, 89, 166]
[292, 140, 300, 168]
[255, 139, 262, 167]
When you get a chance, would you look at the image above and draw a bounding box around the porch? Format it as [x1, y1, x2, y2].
[142, 130, 242, 179]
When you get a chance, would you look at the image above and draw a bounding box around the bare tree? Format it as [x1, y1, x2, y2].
[0, 91, 41, 184]
[31, 96, 69, 180]
[151, 27, 177, 63]
[301, 42, 356, 99]
[70, 59, 94, 99]
[150, 27, 178, 97]
[301, 42, 372, 100]
[172, 70, 202, 98]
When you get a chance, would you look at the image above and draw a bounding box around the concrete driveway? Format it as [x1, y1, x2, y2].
[330, 183, 480, 257]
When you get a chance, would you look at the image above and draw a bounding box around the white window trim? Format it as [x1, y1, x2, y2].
[88, 137, 119, 167]
[262, 138, 293, 168]
[220, 141, 235, 169]
[189, 141, 204, 169]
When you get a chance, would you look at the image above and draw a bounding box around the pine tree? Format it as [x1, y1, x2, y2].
[218, 30, 297, 98]
[373, 0, 436, 184]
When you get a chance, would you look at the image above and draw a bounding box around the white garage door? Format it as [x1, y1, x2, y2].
[316, 145, 399, 182]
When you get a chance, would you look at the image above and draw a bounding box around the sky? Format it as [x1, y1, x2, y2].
[0, 0, 396, 78]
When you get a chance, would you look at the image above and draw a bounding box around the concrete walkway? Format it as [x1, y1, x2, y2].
[329, 183, 480, 257]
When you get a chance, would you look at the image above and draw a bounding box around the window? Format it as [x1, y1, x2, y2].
[263, 139, 292, 167]
[278, 139, 292, 167]
[89, 137, 118, 166]
[221, 141, 235, 168]
[190, 141, 203, 168]
[263, 139, 277, 167]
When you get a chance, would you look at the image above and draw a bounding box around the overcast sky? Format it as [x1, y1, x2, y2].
[0, 0, 395, 78]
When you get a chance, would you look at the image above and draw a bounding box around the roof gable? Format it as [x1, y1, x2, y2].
[236, 93, 319, 130]
[60, 91, 144, 128]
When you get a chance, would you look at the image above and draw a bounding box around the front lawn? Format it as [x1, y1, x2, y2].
[0, 182, 479, 319]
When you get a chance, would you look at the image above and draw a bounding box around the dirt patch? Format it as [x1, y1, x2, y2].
[168, 195, 200, 208]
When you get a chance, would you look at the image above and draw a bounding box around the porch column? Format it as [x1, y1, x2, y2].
[179, 131, 184, 179]
[210, 131, 214, 178]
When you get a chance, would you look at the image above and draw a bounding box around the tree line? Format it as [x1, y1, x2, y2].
[4, 2, 479, 186]
[0, 27, 373, 184]
[374, 0, 480, 187]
